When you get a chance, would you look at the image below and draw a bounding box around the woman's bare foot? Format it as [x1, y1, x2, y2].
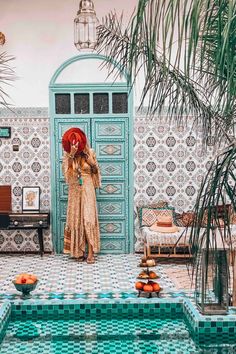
[86, 256, 95, 264]
[87, 243, 95, 263]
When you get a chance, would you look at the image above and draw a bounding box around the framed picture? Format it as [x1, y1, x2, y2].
[22, 186, 40, 212]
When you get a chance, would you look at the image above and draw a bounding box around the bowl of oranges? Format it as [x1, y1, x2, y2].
[13, 273, 38, 298]
[135, 280, 162, 298]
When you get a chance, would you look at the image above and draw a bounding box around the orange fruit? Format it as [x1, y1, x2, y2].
[29, 274, 37, 282]
[18, 273, 30, 278]
[152, 283, 161, 292]
[135, 281, 145, 290]
[14, 275, 24, 282]
[149, 271, 157, 279]
[143, 284, 153, 292]
[25, 278, 35, 284]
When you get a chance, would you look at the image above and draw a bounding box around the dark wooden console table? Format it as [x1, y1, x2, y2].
[0, 212, 50, 257]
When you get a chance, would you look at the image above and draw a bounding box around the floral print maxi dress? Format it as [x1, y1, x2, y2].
[62, 149, 101, 258]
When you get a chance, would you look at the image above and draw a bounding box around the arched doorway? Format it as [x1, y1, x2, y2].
[49, 53, 133, 254]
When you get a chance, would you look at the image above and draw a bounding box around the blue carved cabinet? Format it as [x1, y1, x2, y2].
[49, 55, 133, 254]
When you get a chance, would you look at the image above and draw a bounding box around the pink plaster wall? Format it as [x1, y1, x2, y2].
[1, 0, 137, 107]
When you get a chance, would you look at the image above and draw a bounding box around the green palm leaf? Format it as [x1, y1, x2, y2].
[97, 0, 236, 143]
[97, 0, 236, 307]
[0, 51, 15, 108]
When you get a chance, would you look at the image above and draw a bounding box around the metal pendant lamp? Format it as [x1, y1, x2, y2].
[74, 0, 99, 51]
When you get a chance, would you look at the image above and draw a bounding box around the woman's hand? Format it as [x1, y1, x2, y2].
[70, 141, 79, 157]
[86, 154, 95, 166]
[86, 153, 98, 173]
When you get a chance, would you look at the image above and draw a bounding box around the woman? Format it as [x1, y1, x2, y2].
[62, 127, 101, 263]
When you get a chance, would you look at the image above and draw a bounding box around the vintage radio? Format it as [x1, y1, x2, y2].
[8, 212, 50, 229]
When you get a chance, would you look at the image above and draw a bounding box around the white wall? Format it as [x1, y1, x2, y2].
[1, 0, 137, 107]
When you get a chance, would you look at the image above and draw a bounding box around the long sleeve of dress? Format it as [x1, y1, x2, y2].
[62, 153, 75, 184]
[90, 149, 102, 189]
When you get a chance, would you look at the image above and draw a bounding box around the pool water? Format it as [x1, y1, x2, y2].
[1, 316, 199, 354]
[2, 317, 236, 354]
[1, 301, 236, 354]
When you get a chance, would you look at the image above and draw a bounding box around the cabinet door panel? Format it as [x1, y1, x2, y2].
[93, 119, 126, 140]
[59, 182, 68, 199]
[99, 161, 126, 179]
[97, 200, 125, 218]
[97, 181, 125, 199]
[56, 119, 90, 141]
[99, 220, 125, 237]
[96, 142, 125, 159]
[60, 200, 68, 218]
[100, 239, 126, 253]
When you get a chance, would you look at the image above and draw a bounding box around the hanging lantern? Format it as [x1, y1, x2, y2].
[195, 245, 229, 315]
[74, 0, 98, 51]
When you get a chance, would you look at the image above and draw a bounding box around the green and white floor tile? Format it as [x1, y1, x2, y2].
[0, 254, 194, 300]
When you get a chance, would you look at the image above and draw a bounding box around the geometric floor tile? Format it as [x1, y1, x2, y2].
[0, 254, 193, 297]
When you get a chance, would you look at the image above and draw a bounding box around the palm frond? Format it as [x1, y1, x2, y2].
[0, 51, 16, 109]
[97, 0, 236, 145]
[97, 0, 236, 307]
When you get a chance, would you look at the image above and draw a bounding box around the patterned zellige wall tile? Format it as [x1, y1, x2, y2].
[0, 108, 214, 252]
[0, 109, 52, 253]
[133, 115, 214, 251]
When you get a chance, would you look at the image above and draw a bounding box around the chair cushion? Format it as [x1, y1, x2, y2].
[182, 211, 195, 226]
[138, 206, 175, 227]
[142, 226, 190, 246]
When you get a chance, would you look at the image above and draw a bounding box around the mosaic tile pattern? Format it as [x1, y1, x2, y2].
[183, 298, 236, 351]
[0, 302, 11, 342]
[0, 110, 52, 253]
[1, 317, 200, 354]
[1, 299, 236, 354]
[0, 301, 196, 353]
[0, 254, 178, 295]
[0, 107, 214, 252]
[10, 300, 183, 321]
[134, 115, 214, 251]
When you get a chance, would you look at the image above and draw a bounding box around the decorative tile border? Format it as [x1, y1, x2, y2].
[10, 299, 183, 321]
[0, 290, 195, 302]
[0, 107, 192, 118]
[0, 107, 48, 118]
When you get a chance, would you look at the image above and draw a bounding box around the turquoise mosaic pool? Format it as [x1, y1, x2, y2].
[0, 300, 236, 353]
